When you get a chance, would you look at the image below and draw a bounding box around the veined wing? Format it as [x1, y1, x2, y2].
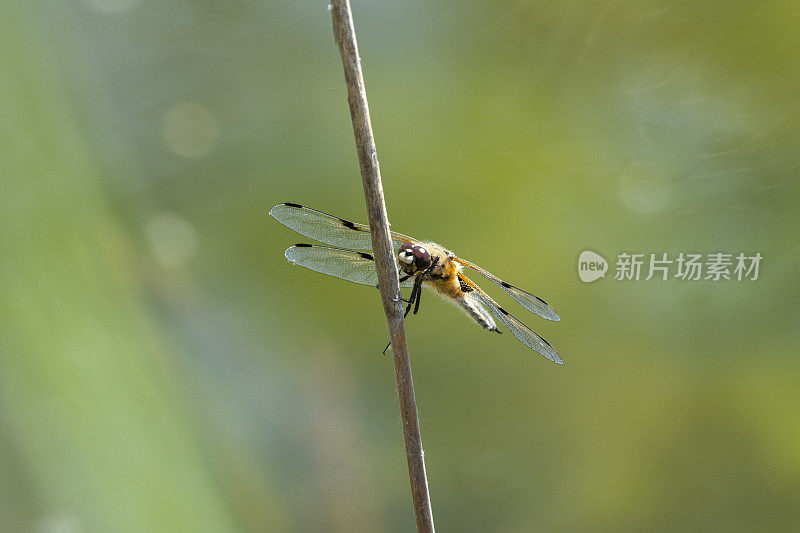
[270, 203, 419, 251]
[460, 274, 562, 364]
[453, 256, 560, 322]
[284, 244, 414, 288]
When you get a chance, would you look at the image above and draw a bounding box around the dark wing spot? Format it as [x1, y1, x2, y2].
[357, 252, 374, 260]
[341, 219, 361, 231]
[497, 306, 509, 316]
[457, 274, 473, 292]
[535, 295, 549, 305]
[284, 202, 303, 208]
[294, 243, 312, 247]
[501, 281, 512, 288]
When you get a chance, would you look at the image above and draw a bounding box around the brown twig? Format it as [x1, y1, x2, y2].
[329, 1, 434, 531]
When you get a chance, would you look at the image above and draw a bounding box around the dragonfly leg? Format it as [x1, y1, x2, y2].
[404, 257, 439, 317]
[376, 273, 411, 292]
[392, 274, 413, 304]
[404, 277, 422, 318]
[412, 256, 439, 315]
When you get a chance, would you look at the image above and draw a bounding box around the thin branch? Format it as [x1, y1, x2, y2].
[329, 1, 434, 531]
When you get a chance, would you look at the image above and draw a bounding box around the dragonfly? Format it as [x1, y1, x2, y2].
[269, 202, 562, 364]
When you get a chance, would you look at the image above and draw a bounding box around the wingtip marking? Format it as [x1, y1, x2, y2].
[341, 219, 365, 231]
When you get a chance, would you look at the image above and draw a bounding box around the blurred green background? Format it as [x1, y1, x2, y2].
[2, 1, 799, 531]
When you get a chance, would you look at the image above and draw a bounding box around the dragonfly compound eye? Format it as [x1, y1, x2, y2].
[399, 242, 415, 265]
[412, 246, 432, 270]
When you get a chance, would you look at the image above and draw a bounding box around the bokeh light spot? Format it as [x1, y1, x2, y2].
[145, 213, 199, 269]
[38, 516, 81, 533]
[162, 103, 219, 158]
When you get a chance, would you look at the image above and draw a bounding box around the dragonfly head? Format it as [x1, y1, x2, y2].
[398, 242, 432, 274]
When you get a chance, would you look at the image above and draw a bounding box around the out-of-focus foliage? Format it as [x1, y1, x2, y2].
[1, 1, 798, 531]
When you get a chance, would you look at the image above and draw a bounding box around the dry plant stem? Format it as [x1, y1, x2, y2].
[330, 1, 434, 531]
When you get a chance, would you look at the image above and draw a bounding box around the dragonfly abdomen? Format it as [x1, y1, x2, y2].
[454, 293, 498, 332]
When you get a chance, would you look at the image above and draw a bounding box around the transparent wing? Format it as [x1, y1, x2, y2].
[453, 257, 560, 321]
[284, 244, 414, 288]
[270, 203, 419, 251]
[460, 274, 562, 364]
